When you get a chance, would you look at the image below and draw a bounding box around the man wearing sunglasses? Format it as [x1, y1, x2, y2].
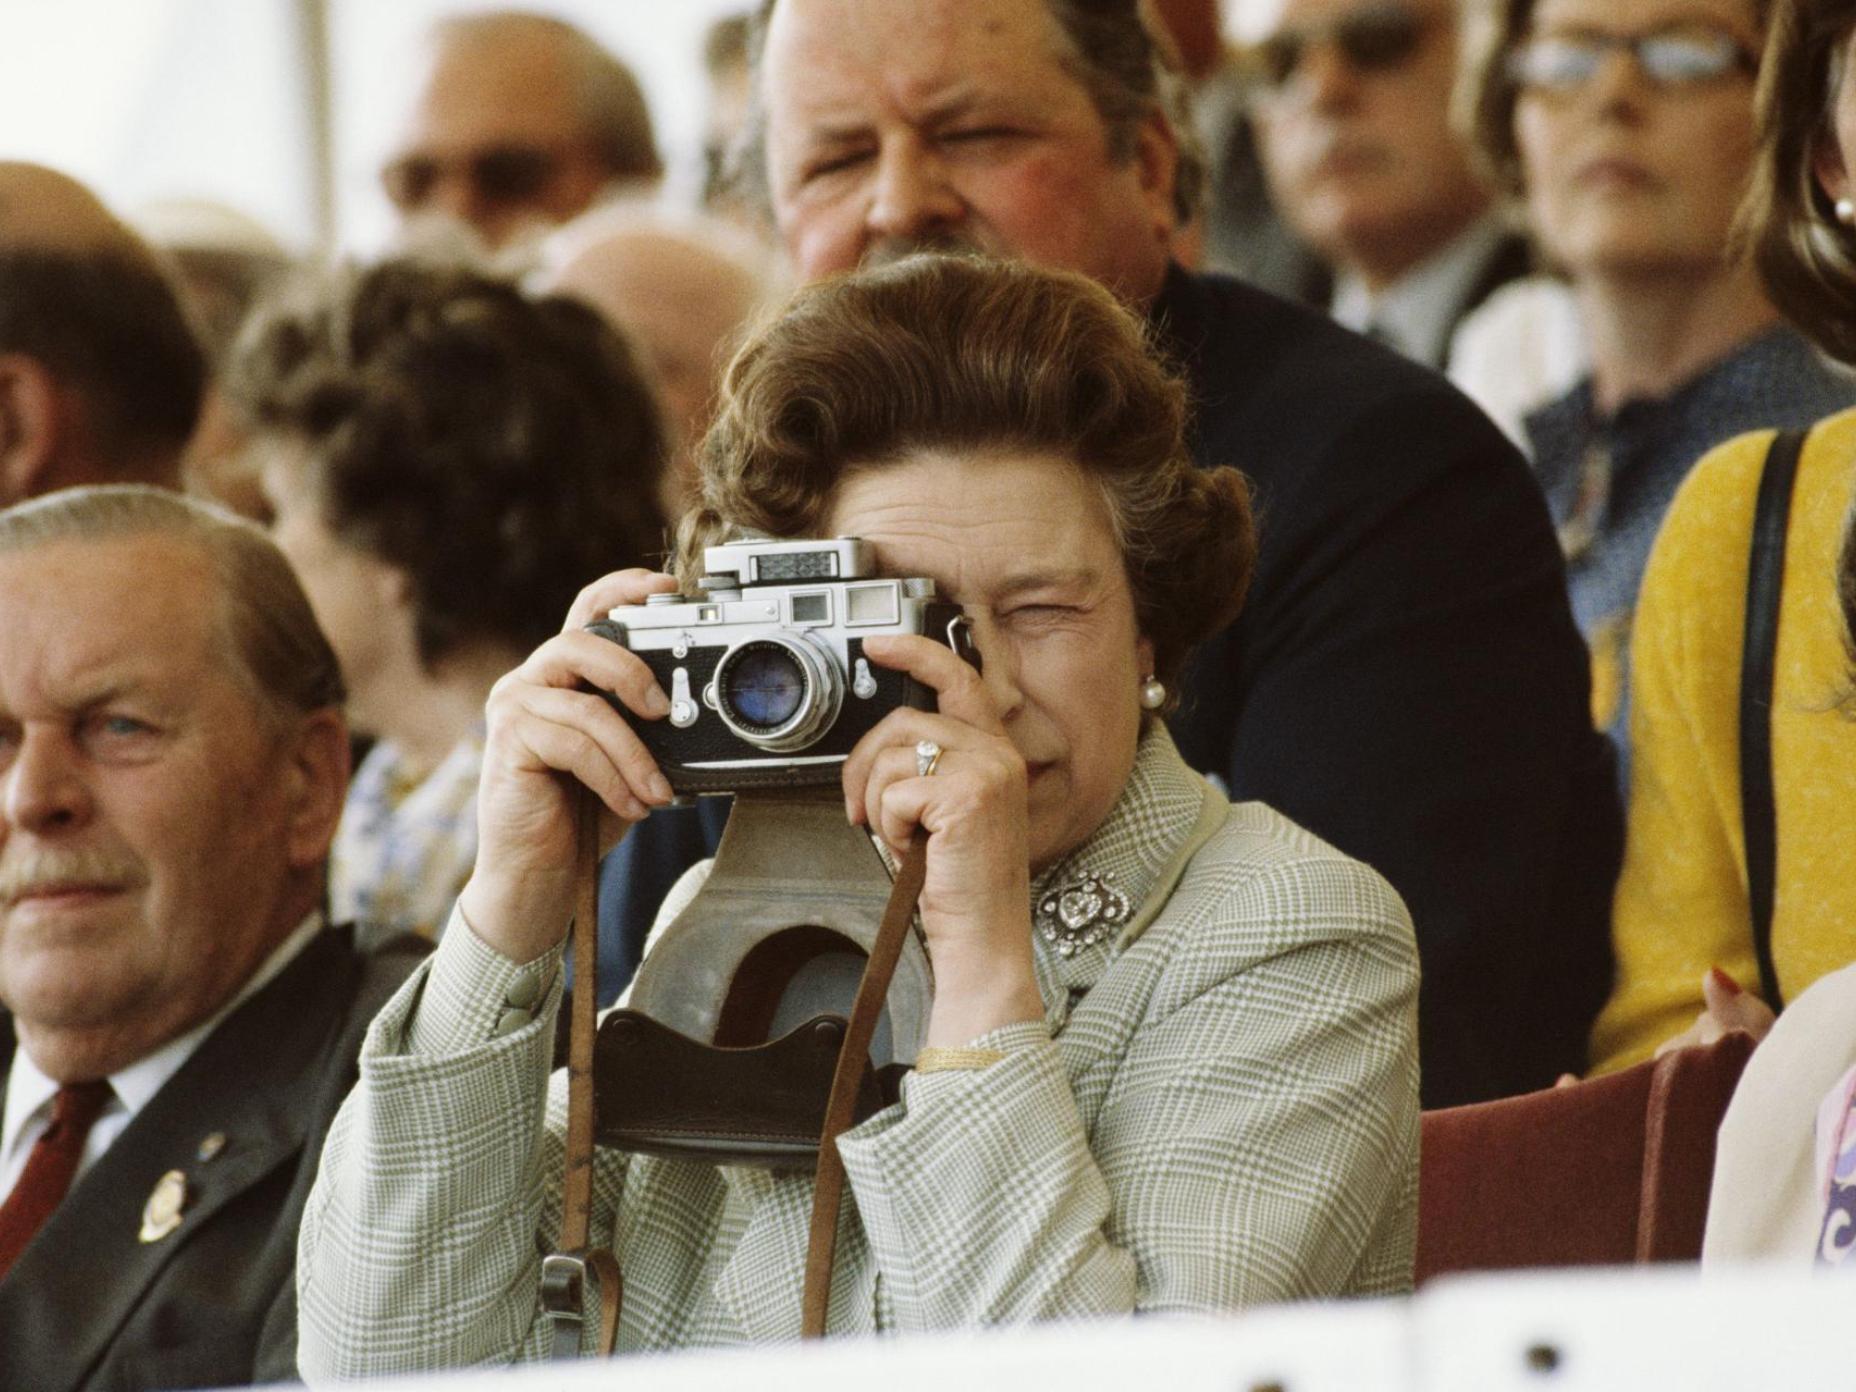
[1248, 0, 1524, 368]
[380, 12, 662, 255]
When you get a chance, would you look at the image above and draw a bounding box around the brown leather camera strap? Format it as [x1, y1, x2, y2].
[802, 832, 928, 1339]
[543, 796, 622, 1359]
[547, 799, 926, 1351]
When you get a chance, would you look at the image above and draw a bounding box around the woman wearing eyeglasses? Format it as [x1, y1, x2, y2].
[1565, 0, 1856, 1078]
[1462, 0, 1854, 799]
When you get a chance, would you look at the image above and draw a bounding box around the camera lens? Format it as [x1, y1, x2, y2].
[720, 642, 806, 730]
[712, 635, 843, 752]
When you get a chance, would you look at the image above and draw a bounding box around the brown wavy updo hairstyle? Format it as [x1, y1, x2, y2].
[680, 253, 1255, 701]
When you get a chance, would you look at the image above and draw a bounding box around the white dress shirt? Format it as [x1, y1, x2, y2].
[1447, 274, 1589, 449]
[1, 912, 325, 1204]
[1331, 216, 1513, 370]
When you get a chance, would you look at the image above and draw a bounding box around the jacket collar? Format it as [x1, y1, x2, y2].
[0, 928, 359, 1392]
[3, 914, 326, 1178]
[1148, 261, 1207, 372]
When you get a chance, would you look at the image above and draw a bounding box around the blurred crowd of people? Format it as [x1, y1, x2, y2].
[2, 0, 1855, 1385]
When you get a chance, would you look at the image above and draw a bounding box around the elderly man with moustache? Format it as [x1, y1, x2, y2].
[0, 487, 424, 1391]
[597, 0, 1620, 1106]
[0, 164, 204, 505]
[381, 11, 662, 255]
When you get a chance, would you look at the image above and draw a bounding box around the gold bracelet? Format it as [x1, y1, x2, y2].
[913, 1046, 1006, 1074]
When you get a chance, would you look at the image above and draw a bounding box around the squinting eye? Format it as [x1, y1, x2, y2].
[804, 150, 871, 181]
[1005, 605, 1070, 624]
[89, 714, 155, 743]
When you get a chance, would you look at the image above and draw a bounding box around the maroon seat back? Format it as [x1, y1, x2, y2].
[1416, 1032, 1755, 1284]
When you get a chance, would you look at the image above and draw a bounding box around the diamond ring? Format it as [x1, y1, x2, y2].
[915, 739, 944, 777]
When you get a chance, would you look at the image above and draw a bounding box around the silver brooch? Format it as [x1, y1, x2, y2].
[1035, 872, 1132, 957]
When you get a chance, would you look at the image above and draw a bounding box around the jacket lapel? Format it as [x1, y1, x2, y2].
[1029, 727, 1212, 1020]
[0, 931, 358, 1392]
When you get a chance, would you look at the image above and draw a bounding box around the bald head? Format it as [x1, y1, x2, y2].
[383, 12, 661, 251]
[0, 161, 150, 259]
[544, 217, 775, 510]
[0, 164, 203, 503]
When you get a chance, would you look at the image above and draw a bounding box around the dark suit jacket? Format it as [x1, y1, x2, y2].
[0, 927, 426, 1391]
[1453, 232, 1533, 344]
[1156, 265, 1622, 1107]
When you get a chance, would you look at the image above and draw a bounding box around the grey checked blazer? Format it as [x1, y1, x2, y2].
[297, 730, 1419, 1381]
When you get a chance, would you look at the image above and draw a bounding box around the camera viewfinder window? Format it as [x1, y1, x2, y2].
[790, 593, 831, 624]
[754, 551, 840, 582]
[845, 585, 899, 626]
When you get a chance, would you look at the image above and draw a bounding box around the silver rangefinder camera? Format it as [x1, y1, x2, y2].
[586, 537, 976, 796]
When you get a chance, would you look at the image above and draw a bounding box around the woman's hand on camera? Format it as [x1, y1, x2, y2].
[845, 633, 1044, 1046]
[456, 569, 680, 963]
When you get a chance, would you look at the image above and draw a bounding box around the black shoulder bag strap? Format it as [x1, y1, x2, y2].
[1738, 426, 1805, 1011]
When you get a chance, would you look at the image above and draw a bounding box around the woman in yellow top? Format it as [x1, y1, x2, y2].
[1591, 0, 1856, 1071]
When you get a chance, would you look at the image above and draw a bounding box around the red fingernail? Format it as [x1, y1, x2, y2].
[1708, 967, 1743, 996]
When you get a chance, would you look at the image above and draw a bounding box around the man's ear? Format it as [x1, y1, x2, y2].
[379, 561, 415, 610]
[1132, 108, 1183, 240]
[280, 708, 353, 872]
[0, 353, 63, 504]
[1814, 130, 1850, 212]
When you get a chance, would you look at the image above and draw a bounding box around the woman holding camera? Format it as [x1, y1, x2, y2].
[297, 254, 1419, 1376]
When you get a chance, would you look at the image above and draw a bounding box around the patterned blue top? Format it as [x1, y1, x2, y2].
[331, 730, 484, 949]
[1524, 325, 1855, 791]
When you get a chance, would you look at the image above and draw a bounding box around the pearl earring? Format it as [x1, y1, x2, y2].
[1837, 197, 1856, 226]
[1139, 675, 1167, 711]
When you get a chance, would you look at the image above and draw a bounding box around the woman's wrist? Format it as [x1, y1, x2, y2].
[456, 870, 575, 965]
[924, 941, 1044, 1047]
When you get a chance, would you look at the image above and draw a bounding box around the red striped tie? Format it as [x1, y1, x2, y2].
[0, 1080, 113, 1280]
